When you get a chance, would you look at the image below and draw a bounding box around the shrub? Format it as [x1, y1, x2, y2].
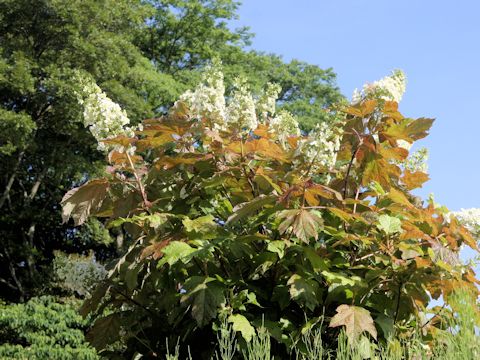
[0, 296, 98, 359]
[62, 68, 479, 358]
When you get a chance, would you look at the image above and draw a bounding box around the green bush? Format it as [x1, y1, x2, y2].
[0, 296, 98, 360]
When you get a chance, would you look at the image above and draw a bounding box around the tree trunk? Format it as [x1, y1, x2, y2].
[0, 150, 24, 209]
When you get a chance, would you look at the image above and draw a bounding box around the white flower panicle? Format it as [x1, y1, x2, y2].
[178, 59, 226, 127]
[257, 82, 281, 120]
[269, 110, 301, 145]
[80, 80, 133, 152]
[352, 70, 407, 103]
[298, 122, 342, 173]
[449, 208, 480, 239]
[225, 77, 258, 131]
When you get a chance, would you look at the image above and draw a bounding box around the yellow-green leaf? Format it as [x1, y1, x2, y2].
[228, 314, 256, 342]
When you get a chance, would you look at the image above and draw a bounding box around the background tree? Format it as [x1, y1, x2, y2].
[0, 0, 165, 301]
[137, 0, 343, 129]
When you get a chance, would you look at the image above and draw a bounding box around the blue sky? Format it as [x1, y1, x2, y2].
[232, 0, 480, 212]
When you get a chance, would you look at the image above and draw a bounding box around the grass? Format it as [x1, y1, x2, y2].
[165, 289, 480, 359]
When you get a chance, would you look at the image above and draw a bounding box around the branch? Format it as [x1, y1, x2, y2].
[420, 303, 447, 330]
[343, 129, 363, 200]
[394, 281, 403, 323]
[343, 146, 360, 200]
[110, 286, 157, 318]
[126, 151, 150, 209]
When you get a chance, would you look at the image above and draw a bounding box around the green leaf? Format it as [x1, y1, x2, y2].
[125, 262, 142, 291]
[226, 195, 276, 224]
[181, 276, 225, 327]
[109, 213, 174, 230]
[61, 179, 109, 226]
[304, 247, 329, 272]
[377, 214, 402, 234]
[183, 214, 217, 237]
[228, 314, 256, 342]
[157, 241, 195, 266]
[267, 240, 285, 258]
[287, 274, 320, 311]
[329, 305, 377, 340]
[375, 314, 394, 338]
[86, 313, 122, 350]
[322, 271, 359, 287]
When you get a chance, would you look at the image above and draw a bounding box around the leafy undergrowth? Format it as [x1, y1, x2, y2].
[166, 290, 480, 359]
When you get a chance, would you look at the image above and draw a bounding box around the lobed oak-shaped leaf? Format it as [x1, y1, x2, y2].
[362, 156, 391, 188]
[402, 170, 430, 190]
[406, 118, 435, 140]
[61, 179, 109, 226]
[86, 313, 122, 350]
[377, 214, 402, 235]
[278, 209, 323, 243]
[387, 188, 412, 208]
[181, 276, 225, 327]
[329, 304, 377, 340]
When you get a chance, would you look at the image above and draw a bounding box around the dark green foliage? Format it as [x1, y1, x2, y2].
[0, 0, 169, 301]
[0, 296, 98, 359]
[0, 0, 341, 302]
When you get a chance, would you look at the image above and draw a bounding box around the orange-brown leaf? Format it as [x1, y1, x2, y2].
[402, 170, 430, 190]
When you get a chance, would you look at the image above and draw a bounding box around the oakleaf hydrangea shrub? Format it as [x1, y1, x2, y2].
[63, 63, 480, 358]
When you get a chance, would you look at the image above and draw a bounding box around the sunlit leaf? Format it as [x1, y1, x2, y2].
[278, 209, 323, 243]
[329, 305, 377, 340]
[228, 314, 256, 342]
[377, 214, 402, 234]
[287, 274, 320, 311]
[158, 241, 195, 266]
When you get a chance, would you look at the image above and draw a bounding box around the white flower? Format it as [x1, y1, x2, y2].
[226, 77, 258, 132]
[397, 139, 413, 151]
[351, 88, 362, 104]
[257, 82, 281, 120]
[297, 122, 342, 176]
[352, 70, 407, 103]
[178, 58, 226, 128]
[404, 147, 429, 173]
[269, 110, 300, 145]
[80, 79, 133, 152]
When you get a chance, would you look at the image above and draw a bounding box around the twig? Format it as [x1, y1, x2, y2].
[126, 151, 150, 209]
